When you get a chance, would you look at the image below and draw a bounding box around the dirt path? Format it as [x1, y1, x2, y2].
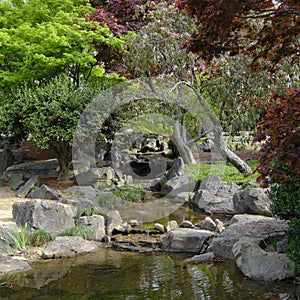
[0, 186, 26, 225]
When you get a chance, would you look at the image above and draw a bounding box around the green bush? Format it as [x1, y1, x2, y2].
[61, 226, 94, 240]
[29, 229, 55, 247]
[268, 175, 300, 268]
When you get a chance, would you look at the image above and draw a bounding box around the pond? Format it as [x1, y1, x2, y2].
[0, 246, 298, 300]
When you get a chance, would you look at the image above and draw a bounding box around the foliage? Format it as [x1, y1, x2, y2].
[185, 160, 259, 186]
[286, 218, 300, 270]
[200, 56, 300, 135]
[114, 184, 146, 202]
[61, 225, 94, 240]
[122, 0, 195, 78]
[6, 223, 29, 255]
[77, 206, 104, 218]
[0, 0, 122, 89]
[29, 229, 55, 247]
[255, 88, 300, 187]
[0, 75, 109, 178]
[177, 0, 300, 68]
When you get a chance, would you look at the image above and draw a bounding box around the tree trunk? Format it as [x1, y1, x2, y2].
[214, 129, 252, 173]
[172, 121, 197, 164]
[51, 141, 72, 180]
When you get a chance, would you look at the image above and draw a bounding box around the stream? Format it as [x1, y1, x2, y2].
[0, 247, 298, 300]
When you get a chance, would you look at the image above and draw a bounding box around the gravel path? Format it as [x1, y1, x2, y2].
[0, 186, 25, 225]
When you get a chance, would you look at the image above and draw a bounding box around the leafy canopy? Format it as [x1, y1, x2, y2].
[0, 0, 122, 88]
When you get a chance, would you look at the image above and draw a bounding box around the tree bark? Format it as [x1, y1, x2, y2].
[172, 121, 197, 164]
[214, 129, 252, 173]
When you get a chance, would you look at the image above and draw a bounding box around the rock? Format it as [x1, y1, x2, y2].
[207, 214, 288, 260]
[193, 176, 240, 214]
[233, 188, 272, 216]
[112, 234, 162, 252]
[166, 157, 184, 180]
[77, 215, 106, 241]
[154, 223, 165, 233]
[0, 175, 9, 187]
[13, 199, 76, 234]
[233, 239, 295, 281]
[106, 210, 123, 235]
[183, 252, 215, 263]
[75, 168, 99, 186]
[65, 186, 99, 201]
[27, 184, 60, 200]
[0, 148, 15, 173]
[129, 219, 139, 227]
[15, 176, 39, 198]
[9, 172, 24, 191]
[162, 228, 215, 253]
[196, 217, 216, 231]
[179, 220, 194, 228]
[197, 138, 215, 152]
[0, 257, 31, 277]
[215, 219, 225, 233]
[161, 174, 194, 197]
[42, 236, 98, 259]
[165, 220, 178, 232]
[5, 159, 59, 179]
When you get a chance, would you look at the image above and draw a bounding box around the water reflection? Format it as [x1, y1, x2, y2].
[0, 247, 298, 300]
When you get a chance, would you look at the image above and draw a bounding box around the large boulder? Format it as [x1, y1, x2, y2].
[207, 214, 288, 260]
[162, 228, 215, 253]
[42, 236, 98, 259]
[160, 174, 194, 198]
[233, 188, 272, 216]
[0, 257, 31, 277]
[77, 215, 106, 241]
[233, 239, 295, 281]
[5, 159, 59, 179]
[193, 176, 240, 214]
[12, 200, 76, 234]
[166, 157, 184, 180]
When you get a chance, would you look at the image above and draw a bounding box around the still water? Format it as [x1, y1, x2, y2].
[0, 246, 298, 300]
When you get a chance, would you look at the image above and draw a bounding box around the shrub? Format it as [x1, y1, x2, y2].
[255, 88, 300, 269]
[61, 226, 94, 240]
[29, 229, 55, 247]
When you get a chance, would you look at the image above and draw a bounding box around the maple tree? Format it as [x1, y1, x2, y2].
[177, 0, 300, 68]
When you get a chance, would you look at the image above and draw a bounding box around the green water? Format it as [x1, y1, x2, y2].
[0, 246, 298, 300]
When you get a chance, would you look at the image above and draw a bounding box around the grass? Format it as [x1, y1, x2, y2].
[29, 229, 55, 247]
[61, 225, 94, 240]
[77, 206, 105, 218]
[185, 160, 259, 186]
[113, 184, 146, 202]
[6, 223, 29, 255]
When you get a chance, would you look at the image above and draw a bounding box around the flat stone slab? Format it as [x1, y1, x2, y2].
[42, 236, 98, 259]
[0, 257, 31, 277]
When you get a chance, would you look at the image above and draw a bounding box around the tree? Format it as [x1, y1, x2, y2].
[178, 0, 300, 267]
[0, 0, 122, 89]
[177, 0, 300, 68]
